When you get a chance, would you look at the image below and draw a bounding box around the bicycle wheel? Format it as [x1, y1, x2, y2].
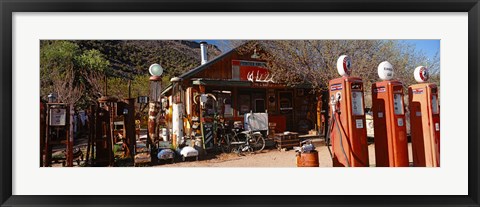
[250, 133, 265, 153]
[230, 133, 246, 154]
[219, 136, 231, 153]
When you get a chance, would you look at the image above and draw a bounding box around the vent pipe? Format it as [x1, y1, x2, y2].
[200, 41, 208, 65]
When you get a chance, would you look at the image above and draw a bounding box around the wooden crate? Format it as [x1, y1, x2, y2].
[268, 122, 277, 138]
[274, 133, 300, 150]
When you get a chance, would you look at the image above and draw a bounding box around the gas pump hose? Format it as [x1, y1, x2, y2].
[325, 111, 334, 158]
[325, 109, 351, 167]
[334, 112, 350, 167]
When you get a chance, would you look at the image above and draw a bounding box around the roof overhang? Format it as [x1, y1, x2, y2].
[192, 79, 252, 87]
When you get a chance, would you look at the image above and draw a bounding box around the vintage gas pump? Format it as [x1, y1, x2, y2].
[95, 95, 117, 166]
[198, 93, 217, 150]
[408, 66, 440, 167]
[147, 64, 163, 145]
[327, 55, 369, 167]
[115, 98, 136, 159]
[146, 63, 164, 164]
[372, 61, 409, 167]
[171, 77, 185, 148]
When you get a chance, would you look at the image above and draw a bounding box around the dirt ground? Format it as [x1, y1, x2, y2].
[49, 137, 413, 167]
[158, 141, 414, 168]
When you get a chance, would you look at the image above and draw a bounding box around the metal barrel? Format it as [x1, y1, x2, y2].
[296, 150, 319, 167]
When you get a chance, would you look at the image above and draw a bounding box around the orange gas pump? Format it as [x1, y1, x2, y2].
[327, 55, 369, 167]
[408, 66, 440, 167]
[372, 61, 409, 167]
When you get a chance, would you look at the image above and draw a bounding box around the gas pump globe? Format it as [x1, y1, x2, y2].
[148, 63, 163, 146]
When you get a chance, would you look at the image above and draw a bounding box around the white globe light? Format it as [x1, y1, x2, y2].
[377, 61, 394, 81]
[336, 55, 352, 77]
[149, 63, 163, 76]
[414, 66, 429, 83]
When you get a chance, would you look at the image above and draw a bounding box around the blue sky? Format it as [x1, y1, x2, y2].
[403, 40, 440, 59]
[197, 40, 440, 59]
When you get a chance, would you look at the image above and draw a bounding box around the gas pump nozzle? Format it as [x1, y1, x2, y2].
[330, 95, 336, 113]
[329, 91, 350, 167]
[330, 93, 342, 114]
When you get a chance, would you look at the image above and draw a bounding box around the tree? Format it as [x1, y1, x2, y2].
[40, 41, 84, 104]
[235, 40, 438, 107]
[40, 40, 110, 107]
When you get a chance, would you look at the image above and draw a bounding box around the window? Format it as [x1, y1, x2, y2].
[278, 91, 293, 113]
[209, 89, 233, 117]
[237, 90, 266, 116]
[254, 99, 265, 113]
[238, 94, 251, 115]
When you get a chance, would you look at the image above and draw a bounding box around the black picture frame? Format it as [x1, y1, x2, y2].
[1, 0, 479, 206]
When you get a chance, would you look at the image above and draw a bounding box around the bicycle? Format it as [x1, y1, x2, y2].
[230, 113, 266, 154]
[214, 117, 234, 153]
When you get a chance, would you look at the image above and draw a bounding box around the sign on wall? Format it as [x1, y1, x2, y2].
[49, 108, 66, 126]
[232, 60, 273, 82]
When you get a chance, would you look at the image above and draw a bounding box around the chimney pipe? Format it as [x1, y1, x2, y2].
[200, 41, 208, 65]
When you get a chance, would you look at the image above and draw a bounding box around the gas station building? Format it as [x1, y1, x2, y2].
[161, 42, 325, 138]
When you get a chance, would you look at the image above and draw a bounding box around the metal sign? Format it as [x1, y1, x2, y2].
[373, 87, 386, 93]
[49, 108, 66, 126]
[202, 122, 214, 149]
[412, 88, 424, 94]
[330, 83, 343, 91]
[232, 60, 270, 81]
[137, 96, 149, 104]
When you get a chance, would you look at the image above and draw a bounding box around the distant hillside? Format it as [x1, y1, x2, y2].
[74, 40, 222, 78]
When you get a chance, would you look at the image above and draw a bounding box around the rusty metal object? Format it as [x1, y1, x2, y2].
[149, 76, 162, 81]
[85, 104, 95, 164]
[66, 104, 74, 167]
[124, 98, 136, 159]
[98, 95, 118, 103]
[44, 105, 51, 167]
[134, 153, 151, 165]
[134, 140, 151, 166]
[296, 150, 319, 167]
[40, 101, 46, 167]
[147, 102, 160, 145]
[94, 102, 115, 167]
